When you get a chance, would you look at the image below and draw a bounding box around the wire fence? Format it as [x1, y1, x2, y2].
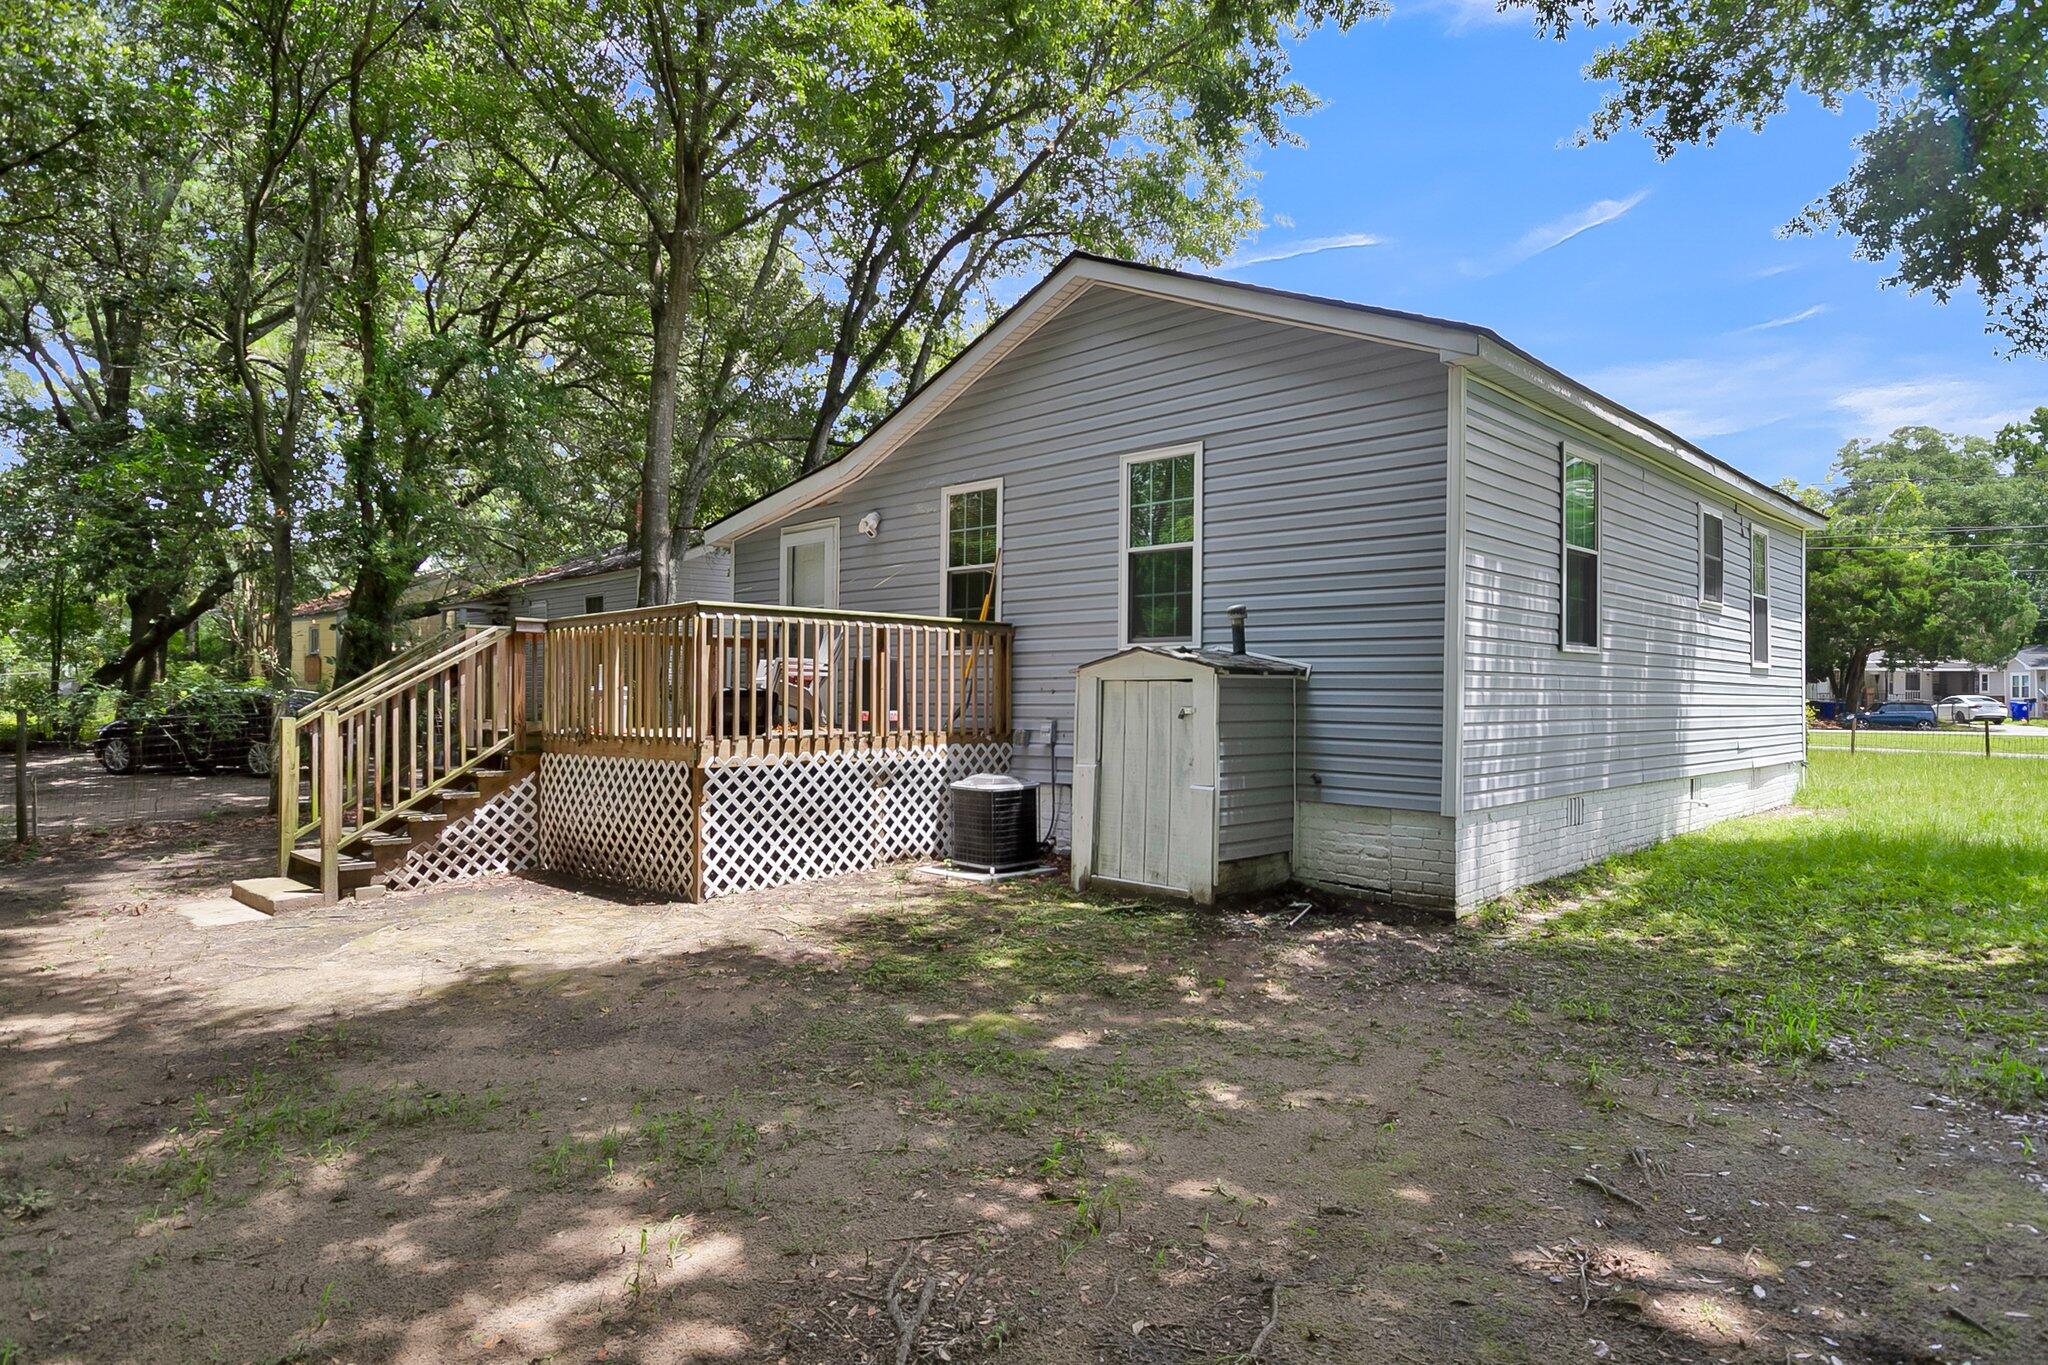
[4, 747, 274, 843]
[1808, 721, 2048, 760]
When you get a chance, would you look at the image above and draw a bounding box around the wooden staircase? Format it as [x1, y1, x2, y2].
[233, 625, 536, 911]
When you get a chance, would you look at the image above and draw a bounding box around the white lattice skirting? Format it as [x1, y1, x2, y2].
[699, 742, 1008, 898]
[384, 772, 541, 892]
[530, 743, 1009, 901]
[536, 752, 697, 898]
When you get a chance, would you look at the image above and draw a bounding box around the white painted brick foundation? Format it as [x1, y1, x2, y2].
[1455, 761, 1802, 910]
[1293, 801, 1458, 909]
[1286, 762, 1801, 913]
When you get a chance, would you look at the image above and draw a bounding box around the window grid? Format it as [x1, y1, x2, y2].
[1125, 451, 1196, 643]
[1562, 453, 1599, 649]
[1701, 511, 1725, 604]
[944, 483, 1001, 620]
[1749, 529, 1771, 666]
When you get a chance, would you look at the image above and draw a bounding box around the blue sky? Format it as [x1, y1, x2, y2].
[1216, 4, 2048, 489]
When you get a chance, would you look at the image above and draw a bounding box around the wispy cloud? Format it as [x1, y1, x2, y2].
[1463, 190, 1650, 276]
[1830, 380, 2033, 437]
[1749, 262, 1803, 279]
[1586, 348, 2038, 445]
[1734, 304, 1826, 334]
[1225, 231, 1385, 268]
[1409, 0, 1521, 32]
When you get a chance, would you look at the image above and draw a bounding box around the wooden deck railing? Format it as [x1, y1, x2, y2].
[542, 601, 1012, 762]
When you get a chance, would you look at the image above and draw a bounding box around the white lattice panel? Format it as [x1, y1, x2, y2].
[699, 743, 1009, 899]
[536, 752, 695, 899]
[384, 773, 541, 892]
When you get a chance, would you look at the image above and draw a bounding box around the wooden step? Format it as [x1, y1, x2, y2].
[230, 877, 322, 914]
[471, 767, 514, 799]
[287, 848, 377, 893]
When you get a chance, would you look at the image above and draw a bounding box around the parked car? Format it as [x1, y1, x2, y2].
[1936, 694, 2007, 724]
[1853, 701, 1938, 730]
[93, 689, 312, 776]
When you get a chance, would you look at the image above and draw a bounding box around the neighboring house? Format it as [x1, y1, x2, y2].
[703, 253, 1822, 912]
[460, 543, 732, 621]
[1867, 646, 2048, 709]
[290, 571, 478, 686]
[290, 591, 351, 686]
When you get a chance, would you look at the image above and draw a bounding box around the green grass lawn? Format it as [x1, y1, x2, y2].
[1479, 748, 2048, 1106]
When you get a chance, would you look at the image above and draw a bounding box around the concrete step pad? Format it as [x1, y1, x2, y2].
[230, 877, 323, 914]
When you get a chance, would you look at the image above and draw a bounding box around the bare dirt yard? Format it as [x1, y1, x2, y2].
[2, 752, 2044, 1363]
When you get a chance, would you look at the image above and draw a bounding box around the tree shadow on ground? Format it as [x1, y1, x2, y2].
[2, 813, 2043, 1363]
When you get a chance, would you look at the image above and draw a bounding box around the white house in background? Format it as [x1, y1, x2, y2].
[701, 254, 1823, 912]
[460, 543, 732, 621]
[1867, 645, 2048, 709]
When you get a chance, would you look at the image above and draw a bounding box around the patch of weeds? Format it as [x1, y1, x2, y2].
[131, 1065, 503, 1203]
[1, 1340, 22, 1365]
[1050, 1176, 1132, 1254]
[532, 1097, 760, 1189]
[1579, 1058, 1619, 1112]
[2, 1178, 53, 1222]
[1964, 1049, 2047, 1109]
[1556, 992, 1613, 1025]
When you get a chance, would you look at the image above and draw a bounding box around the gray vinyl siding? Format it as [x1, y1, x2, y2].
[1216, 675, 1296, 862]
[1457, 381, 1808, 810]
[507, 552, 730, 620]
[733, 285, 1450, 811]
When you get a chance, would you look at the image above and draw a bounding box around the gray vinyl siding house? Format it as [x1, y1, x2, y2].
[706, 255, 1820, 912]
[466, 544, 732, 621]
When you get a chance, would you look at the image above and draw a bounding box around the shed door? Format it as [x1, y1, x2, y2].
[1092, 677, 1199, 893]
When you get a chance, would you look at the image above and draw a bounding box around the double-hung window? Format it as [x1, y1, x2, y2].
[1561, 449, 1599, 649]
[1122, 446, 1199, 644]
[2012, 672, 2033, 701]
[1700, 510, 1725, 605]
[1749, 529, 1771, 666]
[941, 480, 1001, 620]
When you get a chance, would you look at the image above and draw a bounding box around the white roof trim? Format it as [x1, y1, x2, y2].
[702, 254, 1820, 546]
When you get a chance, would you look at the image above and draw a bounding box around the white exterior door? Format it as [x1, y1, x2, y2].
[1091, 677, 1198, 893]
[779, 521, 838, 608]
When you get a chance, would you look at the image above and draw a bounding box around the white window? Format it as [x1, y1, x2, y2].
[1904, 670, 1922, 696]
[1119, 444, 1201, 645]
[2011, 672, 2033, 700]
[939, 480, 1001, 620]
[778, 520, 838, 608]
[1561, 448, 1599, 650]
[1700, 510, 1725, 605]
[1749, 528, 1771, 666]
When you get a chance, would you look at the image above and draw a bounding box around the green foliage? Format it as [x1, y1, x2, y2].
[1523, 0, 2048, 352]
[1801, 420, 2045, 700]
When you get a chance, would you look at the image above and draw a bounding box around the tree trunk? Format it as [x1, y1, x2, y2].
[334, 558, 415, 682]
[637, 237, 691, 607]
[47, 562, 64, 699]
[91, 572, 235, 690]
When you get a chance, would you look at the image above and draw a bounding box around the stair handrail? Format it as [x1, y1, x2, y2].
[278, 623, 520, 898]
[328, 626, 510, 722]
[297, 624, 474, 718]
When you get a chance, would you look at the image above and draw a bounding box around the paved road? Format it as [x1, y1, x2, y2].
[3, 748, 272, 839]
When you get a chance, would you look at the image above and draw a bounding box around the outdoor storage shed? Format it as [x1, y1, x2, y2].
[1071, 645, 1305, 904]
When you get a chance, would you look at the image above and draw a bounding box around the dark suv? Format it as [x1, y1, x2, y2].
[93, 689, 312, 776]
[1853, 701, 1939, 731]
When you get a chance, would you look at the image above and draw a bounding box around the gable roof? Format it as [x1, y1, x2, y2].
[702, 252, 1825, 547]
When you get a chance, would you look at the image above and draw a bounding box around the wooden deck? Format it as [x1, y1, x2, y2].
[539, 601, 1013, 764]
